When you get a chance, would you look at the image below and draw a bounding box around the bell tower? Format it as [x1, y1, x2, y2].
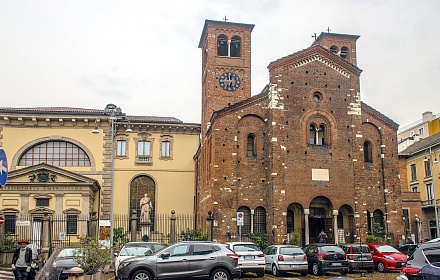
[198, 20, 254, 135]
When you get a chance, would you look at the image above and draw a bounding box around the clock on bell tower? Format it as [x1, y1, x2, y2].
[198, 19, 254, 135]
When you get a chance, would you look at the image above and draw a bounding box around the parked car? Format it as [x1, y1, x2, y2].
[397, 240, 440, 280]
[398, 244, 419, 257]
[302, 243, 349, 276]
[368, 243, 408, 272]
[339, 243, 374, 272]
[224, 242, 265, 277]
[263, 244, 308, 276]
[117, 241, 241, 280]
[49, 247, 80, 280]
[114, 242, 166, 277]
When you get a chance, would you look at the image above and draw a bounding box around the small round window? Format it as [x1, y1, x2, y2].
[313, 92, 322, 102]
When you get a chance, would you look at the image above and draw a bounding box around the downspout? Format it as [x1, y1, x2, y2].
[380, 142, 389, 243]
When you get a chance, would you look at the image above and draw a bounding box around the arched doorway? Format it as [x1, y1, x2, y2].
[338, 204, 355, 243]
[309, 196, 333, 243]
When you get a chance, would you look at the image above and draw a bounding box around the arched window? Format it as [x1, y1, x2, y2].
[286, 210, 294, 233]
[364, 141, 373, 163]
[246, 134, 256, 157]
[309, 124, 325, 145]
[340, 46, 349, 59]
[237, 206, 251, 235]
[254, 207, 266, 234]
[130, 175, 156, 230]
[217, 34, 228, 56]
[330, 45, 339, 55]
[18, 141, 91, 167]
[373, 210, 384, 229]
[230, 36, 241, 57]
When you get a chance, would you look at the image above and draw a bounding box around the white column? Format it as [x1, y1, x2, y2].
[304, 209, 310, 245]
[333, 210, 339, 244]
[250, 209, 254, 233]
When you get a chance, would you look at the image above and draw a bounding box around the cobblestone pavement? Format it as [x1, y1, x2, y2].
[240, 271, 400, 280]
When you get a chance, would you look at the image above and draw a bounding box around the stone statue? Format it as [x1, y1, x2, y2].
[140, 193, 152, 222]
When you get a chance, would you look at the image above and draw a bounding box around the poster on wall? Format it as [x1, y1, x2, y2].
[99, 220, 111, 248]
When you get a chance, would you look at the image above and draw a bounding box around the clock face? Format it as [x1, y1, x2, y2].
[219, 72, 240, 91]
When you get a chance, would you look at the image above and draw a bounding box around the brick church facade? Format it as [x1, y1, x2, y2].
[195, 20, 405, 245]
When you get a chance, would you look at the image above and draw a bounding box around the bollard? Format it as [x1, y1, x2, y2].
[67, 267, 84, 280]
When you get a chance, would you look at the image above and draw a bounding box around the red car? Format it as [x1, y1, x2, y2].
[368, 244, 408, 272]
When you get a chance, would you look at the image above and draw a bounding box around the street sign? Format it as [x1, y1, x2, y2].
[237, 212, 244, 226]
[0, 216, 4, 225]
[0, 148, 8, 186]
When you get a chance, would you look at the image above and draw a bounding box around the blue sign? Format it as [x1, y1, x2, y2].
[0, 148, 8, 186]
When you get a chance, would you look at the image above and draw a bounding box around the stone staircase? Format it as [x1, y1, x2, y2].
[0, 267, 14, 280]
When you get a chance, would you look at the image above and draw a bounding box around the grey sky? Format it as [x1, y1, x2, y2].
[1, 0, 439, 128]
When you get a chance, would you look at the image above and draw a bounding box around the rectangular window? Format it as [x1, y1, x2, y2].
[5, 214, 16, 234]
[418, 127, 424, 135]
[425, 159, 432, 177]
[117, 140, 126, 156]
[66, 215, 78, 234]
[427, 183, 434, 205]
[138, 141, 151, 156]
[410, 164, 417, 181]
[412, 185, 419, 192]
[36, 198, 50, 207]
[162, 141, 170, 157]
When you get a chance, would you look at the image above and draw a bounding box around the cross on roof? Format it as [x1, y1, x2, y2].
[327, 27, 331, 33]
[311, 33, 317, 40]
[223, 15, 228, 22]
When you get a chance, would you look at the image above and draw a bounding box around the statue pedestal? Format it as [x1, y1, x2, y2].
[140, 221, 152, 241]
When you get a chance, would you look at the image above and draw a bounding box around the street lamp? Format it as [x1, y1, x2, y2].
[92, 104, 131, 248]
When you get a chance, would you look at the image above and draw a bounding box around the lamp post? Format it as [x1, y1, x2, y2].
[93, 104, 131, 248]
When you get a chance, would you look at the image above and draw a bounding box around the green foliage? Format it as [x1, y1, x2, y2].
[0, 233, 17, 252]
[365, 220, 386, 243]
[179, 229, 208, 241]
[247, 233, 268, 250]
[113, 227, 130, 247]
[73, 236, 111, 275]
[288, 232, 301, 246]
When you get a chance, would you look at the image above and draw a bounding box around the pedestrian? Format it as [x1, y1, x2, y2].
[12, 239, 33, 280]
[318, 229, 328, 243]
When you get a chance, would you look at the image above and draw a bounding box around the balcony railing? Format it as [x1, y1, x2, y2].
[136, 155, 152, 164]
[422, 199, 440, 207]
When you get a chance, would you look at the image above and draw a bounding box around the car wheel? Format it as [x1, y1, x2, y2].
[210, 268, 230, 280]
[312, 262, 323, 276]
[131, 270, 152, 280]
[272, 264, 280, 277]
[256, 271, 265, 277]
[300, 271, 308, 276]
[377, 261, 386, 272]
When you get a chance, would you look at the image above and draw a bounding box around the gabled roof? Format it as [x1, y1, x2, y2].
[400, 132, 440, 156]
[361, 102, 399, 130]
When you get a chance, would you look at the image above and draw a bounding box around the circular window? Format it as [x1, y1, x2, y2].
[313, 92, 322, 102]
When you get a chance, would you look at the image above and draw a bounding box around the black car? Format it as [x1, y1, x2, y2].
[398, 244, 419, 256]
[397, 241, 440, 280]
[302, 243, 349, 276]
[117, 241, 241, 280]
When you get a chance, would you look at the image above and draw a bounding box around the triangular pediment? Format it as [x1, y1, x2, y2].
[6, 163, 99, 190]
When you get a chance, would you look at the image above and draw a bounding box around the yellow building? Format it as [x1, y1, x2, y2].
[400, 132, 440, 241]
[0, 106, 200, 244]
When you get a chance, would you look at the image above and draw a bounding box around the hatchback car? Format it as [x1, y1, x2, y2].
[263, 244, 308, 276]
[302, 243, 349, 276]
[339, 243, 374, 272]
[117, 241, 241, 280]
[224, 242, 265, 277]
[397, 241, 440, 280]
[398, 244, 419, 257]
[368, 243, 408, 272]
[114, 242, 166, 277]
[49, 247, 80, 280]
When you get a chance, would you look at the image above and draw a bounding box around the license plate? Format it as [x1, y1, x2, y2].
[290, 265, 301, 268]
[358, 257, 368, 260]
[332, 263, 342, 266]
[244, 256, 255, 259]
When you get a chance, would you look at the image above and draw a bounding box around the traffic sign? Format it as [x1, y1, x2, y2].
[0, 148, 8, 186]
[0, 216, 4, 225]
[237, 212, 244, 226]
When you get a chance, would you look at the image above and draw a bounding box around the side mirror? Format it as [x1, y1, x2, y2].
[160, 252, 171, 259]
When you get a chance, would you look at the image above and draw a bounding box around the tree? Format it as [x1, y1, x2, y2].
[73, 236, 111, 275]
[247, 233, 268, 250]
[288, 232, 301, 246]
[365, 219, 385, 244]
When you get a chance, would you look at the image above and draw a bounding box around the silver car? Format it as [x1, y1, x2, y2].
[263, 245, 308, 276]
[117, 241, 241, 280]
[224, 242, 265, 277]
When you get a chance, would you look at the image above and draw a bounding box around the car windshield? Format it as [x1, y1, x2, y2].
[352, 245, 370, 254]
[233, 244, 260, 252]
[376, 245, 399, 253]
[321, 246, 343, 253]
[58, 248, 78, 258]
[120, 246, 152, 256]
[279, 247, 304, 255]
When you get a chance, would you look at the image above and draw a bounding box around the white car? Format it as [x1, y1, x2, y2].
[114, 242, 166, 277]
[263, 244, 308, 276]
[225, 242, 265, 277]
